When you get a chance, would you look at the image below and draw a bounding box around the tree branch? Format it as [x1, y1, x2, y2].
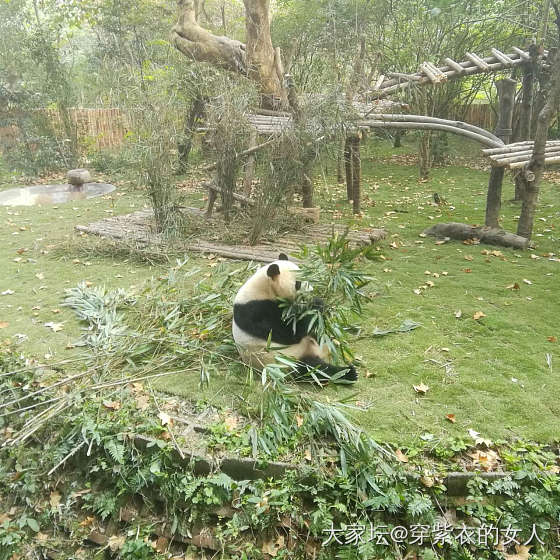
[171, 0, 246, 73]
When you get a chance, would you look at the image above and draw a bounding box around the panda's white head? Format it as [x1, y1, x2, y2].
[235, 253, 302, 303]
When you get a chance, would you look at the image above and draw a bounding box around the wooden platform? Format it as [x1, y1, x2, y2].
[75, 209, 386, 262]
[483, 140, 560, 169]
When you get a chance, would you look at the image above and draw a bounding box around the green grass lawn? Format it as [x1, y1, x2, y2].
[1, 137, 559, 447]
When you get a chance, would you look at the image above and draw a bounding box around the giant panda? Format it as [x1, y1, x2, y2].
[232, 253, 357, 384]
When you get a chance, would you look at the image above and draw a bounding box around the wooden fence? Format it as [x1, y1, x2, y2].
[1, 105, 495, 153]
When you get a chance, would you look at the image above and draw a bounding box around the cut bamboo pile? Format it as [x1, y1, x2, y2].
[369, 47, 546, 100]
[75, 209, 386, 263]
[482, 141, 560, 169]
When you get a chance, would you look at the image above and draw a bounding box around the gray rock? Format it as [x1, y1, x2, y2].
[67, 168, 91, 185]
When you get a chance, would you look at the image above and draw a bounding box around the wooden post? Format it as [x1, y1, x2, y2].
[351, 133, 362, 214]
[242, 129, 258, 197]
[485, 78, 516, 228]
[344, 136, 353, 200]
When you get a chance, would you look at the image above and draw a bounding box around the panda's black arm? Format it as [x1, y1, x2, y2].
[233, 300, 303, 345]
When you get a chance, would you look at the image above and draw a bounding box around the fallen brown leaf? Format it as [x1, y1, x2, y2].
[413, 383, 429, 394]
[103, 400, 121, 411]
[446, 414, 456, 423]
[473, 311, 486, 320]
[395, 449, 409, 463]
[504, 544, 532, 560]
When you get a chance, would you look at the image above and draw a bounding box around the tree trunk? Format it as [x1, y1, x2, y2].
[514, 45, 539, 200]
[178, 95, 205, 172]
[336, 136, 344, 184]
[243, 0, 287, 109]
[517, 47, 560, 240]
[344, 137, 353, 200]
[351, 134, 361, 214]
[418, 131, 432, 180]
[485, 78, 516, 227]
[172, 0, 286, 108]
[242, 129, 258, 196]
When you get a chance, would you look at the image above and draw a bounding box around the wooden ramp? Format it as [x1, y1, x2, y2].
[369, 46, 546, 100]
[75, 209, 386, 263]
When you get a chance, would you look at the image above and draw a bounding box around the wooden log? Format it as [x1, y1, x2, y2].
[203, 181, 254, 205]
[491, 150, 560, 165]
[483, 142, 534, 155]
[465, 52, 491, 70]
[360, 121, 503, 148]
[420, 61, 439, 83]
[490, 144, 560, 159]
[387, 72, 422, 81]
[424, 222, 530, 249]
[425, 61, 447, 82]
[491, 48, 514, 66]
[512, 46, 531, 61]
[373, 74, 385, 90]
[444, 57, 465, 74]
[510, 155, 560, 169]
[367, 113, 501, 143]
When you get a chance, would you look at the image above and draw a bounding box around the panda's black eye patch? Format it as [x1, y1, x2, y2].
[295, 281, 301, 291]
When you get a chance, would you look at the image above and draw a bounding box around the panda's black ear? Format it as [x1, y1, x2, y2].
[267, 263, 280, 278]
[278, 253, 289, 261]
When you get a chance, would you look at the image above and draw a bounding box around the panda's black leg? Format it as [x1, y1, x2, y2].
[293, 356, 357, 384]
